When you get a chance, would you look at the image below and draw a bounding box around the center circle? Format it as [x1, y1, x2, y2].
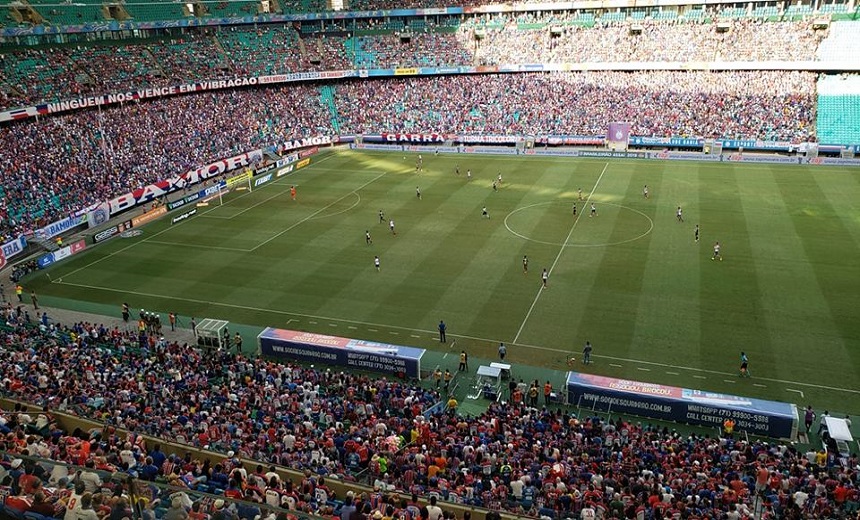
[504, 201, 653, 247]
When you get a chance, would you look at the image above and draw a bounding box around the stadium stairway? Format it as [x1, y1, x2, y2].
[319, 85, 341, 133]
[816, 20, 860, 62]
[816, 74, 860, 145]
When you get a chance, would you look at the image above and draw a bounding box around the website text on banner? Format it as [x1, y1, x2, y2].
[566, 372, 798, 439]
[258, 328, 424, 378]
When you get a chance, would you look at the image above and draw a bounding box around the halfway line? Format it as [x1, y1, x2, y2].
[511, 162, 610, 343]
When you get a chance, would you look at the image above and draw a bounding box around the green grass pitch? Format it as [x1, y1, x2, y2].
[31, 149, 860, 413]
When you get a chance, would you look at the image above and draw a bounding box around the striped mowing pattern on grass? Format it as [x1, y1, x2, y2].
[31, 149, 860, 413]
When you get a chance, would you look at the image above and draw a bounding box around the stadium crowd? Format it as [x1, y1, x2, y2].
[0, 69, 816, 238]
[0, 84, 332, 240]
[333, 71, 815, 138]
[1, 312, 859, 519]
[0, 17, 829, 111]
[458, 18, 824, 65]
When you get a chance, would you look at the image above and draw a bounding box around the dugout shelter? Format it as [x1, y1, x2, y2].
[195, 318, 230, 351]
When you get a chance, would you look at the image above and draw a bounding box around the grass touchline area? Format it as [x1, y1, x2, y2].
[28, 149, 860, 414]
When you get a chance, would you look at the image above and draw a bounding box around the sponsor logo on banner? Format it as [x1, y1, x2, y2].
[382, 133, 446, 143]
[35, 215, 85, 240]
[276, 153, 299, 168]
[108, 150, 263, 215]
[296, 158, 311, 169]
[86, 202, 111, 229]
[131, 206, 167, 227]
[53, 246, 72, 262]
[121, 230, 143, 238]
[255, 163, 277, 175]
[37, 253, 55, 269]
[94, 225, 120, 243]
[1, 236, 26, 260]
[204, 183, 225, 196]
[70, 240, 86, 254]
[459, 135, 519, 144]
[277, 164, 295, 177]
[281, 136, 332, 151]
[298, 146, 319, 158]
[171, 208, 197, 225]
[577, 151, 647, 159]
[253, 173, 274, 187]
[394, 68, 419, 75]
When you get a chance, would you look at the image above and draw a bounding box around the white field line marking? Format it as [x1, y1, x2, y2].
[226, 182, 298, 220]
[251, 172, 386, 251]
[786, 388, 805, 398]
[348, 326, 357, 330]
[350, 149, 807, 169]
[146, 240, 253, 252]
[753, 383, 767, 388]
[723, 379, 736, 383]
[609, 363, 623, 368]
[512, 162, 609, 344]
[58, 187, 260, 280]
[666, 371, 680, 375]
[55, 155, 338, 281]
[637, 367, 651, 371]
[48, 279, 860, 396]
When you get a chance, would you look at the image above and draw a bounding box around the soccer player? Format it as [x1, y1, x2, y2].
[389, 219, 396, 235]
[482, 206, 490, 219]
[492, 180, 498, 192]
[572, 203, 577, 216]
[416, 186, 421, 200]
[522, 255, 528, 274]
[497, 173, 503, 184]
[643, 185, 649, 198]
[290, 185, 297, 201]
[374, 256, 380, 271]
[438, 320, 447, 343]
[695, 224, 699, 243]
[712, 241, 722, 261]
[578, 188, 583, 201]
[365, 230, 372, 245]
[676, 206, 684, 222]
[466, 169, 472, 180]
[379, 209, 385, 223]
[590, 203, 597, 217]
[455, 164, 460, 176]
[583, 341, 593, 364]
[740, 352, 750, 377]
[541, 268, 548, 288]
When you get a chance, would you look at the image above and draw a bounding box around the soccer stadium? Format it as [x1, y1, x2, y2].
[1, 0, 860, 518]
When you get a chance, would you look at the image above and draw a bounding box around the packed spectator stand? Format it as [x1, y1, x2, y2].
[1, 308, 859, 519]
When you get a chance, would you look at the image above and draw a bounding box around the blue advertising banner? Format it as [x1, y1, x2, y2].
[567, 372, 798, 439]
[258, 328, 425, 378]
[1, 236, 27, 260]
[34, 215, 85, 240]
